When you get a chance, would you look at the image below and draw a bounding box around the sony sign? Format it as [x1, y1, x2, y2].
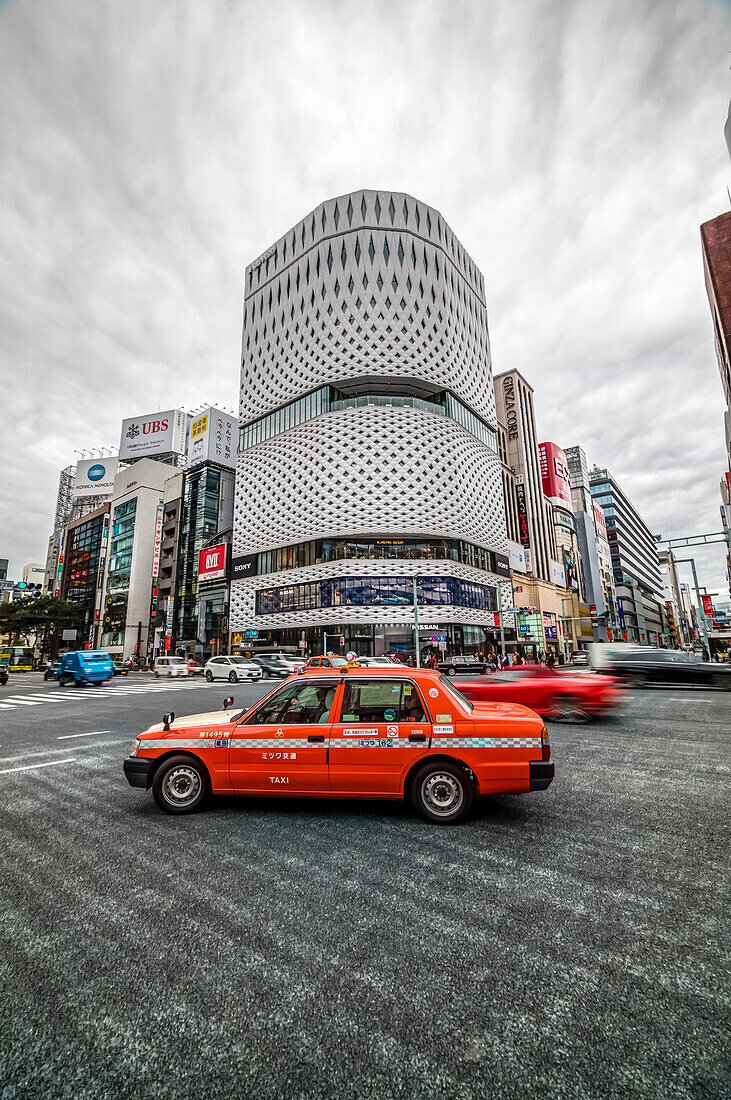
[119, 409, 188, 460]
[502, 376, 519, 440]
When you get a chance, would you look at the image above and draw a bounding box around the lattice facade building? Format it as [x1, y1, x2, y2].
[231, 189, 512, 656]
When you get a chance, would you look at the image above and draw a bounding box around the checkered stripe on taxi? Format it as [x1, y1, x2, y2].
[432, 736, 542, 748]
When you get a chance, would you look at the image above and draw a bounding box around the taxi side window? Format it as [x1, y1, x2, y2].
[341, 680, 427, 723]
[247, 681, 338, 725]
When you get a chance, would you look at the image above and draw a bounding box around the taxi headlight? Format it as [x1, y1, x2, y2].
[130, 738, 141, 757]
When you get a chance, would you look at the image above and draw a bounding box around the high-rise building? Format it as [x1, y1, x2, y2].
[100, 459, 173, 659]
[700, 210, 731, 585]
[564, 444, 617, 642]
[59, 506, 110, 649]
[230, 189, 511, 657]
[589, 467, 666, 645]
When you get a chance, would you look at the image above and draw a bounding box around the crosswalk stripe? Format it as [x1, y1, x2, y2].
[3, 698, 45, 706]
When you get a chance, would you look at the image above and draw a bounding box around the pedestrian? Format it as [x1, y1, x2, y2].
[546, 651, 556, 668]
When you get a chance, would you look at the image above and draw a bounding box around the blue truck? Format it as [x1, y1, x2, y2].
[57, 650, 114, 687]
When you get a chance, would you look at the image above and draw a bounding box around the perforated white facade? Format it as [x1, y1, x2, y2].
[231, 190, 510, 652]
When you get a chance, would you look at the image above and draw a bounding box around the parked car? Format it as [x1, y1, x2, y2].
[204, 656, 262, 683]
[602, 648, 731, 690]
[437, 654, 493, 676]
[123, 665, 553, 821]
[186, 659, 205, 676]
[455, 665, 624, 722]
[112, 661, 129, 676]
[357, 656, 396, 667]
[154, 656, 190, 678]
[570, 651, 589, 666]
[44, 660, 61, 681]
[57, 650, 114, 687]
[251, 654, 305, 679]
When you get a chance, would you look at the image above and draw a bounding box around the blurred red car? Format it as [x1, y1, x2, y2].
[454, 665, 624, 722]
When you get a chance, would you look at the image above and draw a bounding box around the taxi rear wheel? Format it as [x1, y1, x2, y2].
[411, 762, 473, 824]
[152, 754, 209, 814]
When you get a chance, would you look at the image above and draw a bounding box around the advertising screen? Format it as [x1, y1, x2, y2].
[119, 410, 188, 460]
[538, 442, 573, 509]
[188, 407, 237, 470]
[198, 543, 227, 582]
[563, 546, 579, 592]
[73, 457, 118, 498]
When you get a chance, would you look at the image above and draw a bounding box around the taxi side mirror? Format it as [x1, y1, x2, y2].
[223, 696, 234, 709]
[163, 712, 175, 731]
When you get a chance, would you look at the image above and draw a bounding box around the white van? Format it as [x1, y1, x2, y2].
[154, 656, 190, 678]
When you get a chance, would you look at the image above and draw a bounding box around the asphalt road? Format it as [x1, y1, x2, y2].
[0, 673, 728, 1099]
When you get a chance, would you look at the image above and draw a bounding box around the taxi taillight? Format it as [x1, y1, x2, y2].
[541, 726, 550, 761]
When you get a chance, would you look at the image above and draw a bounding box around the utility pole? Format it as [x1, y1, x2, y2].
[497, 582, 506, 656]
[412, 577, 421, 667]
[674, 557, 711, 651]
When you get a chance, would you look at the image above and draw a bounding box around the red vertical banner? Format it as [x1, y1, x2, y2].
[701, 595, 714, 619]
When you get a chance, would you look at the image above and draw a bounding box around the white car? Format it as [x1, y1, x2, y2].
[204, 656, 263, 683]
[154, 656, 190, 678]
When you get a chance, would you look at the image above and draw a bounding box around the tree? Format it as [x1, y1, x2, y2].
[0, 596, 82, 653]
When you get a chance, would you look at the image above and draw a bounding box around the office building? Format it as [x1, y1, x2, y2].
[100, 459, 173, 659]
[564, 444, 617, 642]
[230, 189, 511, 657]
[59, 506, 110, 649]
[589, 467, 666, 645]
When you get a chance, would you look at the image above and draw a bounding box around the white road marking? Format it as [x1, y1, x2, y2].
[57, 730, 113, 740]
[3, 698, 45, 706]
[0, 759, 75, 775]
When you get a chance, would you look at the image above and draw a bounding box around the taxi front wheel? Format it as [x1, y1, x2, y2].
[411, 762, 473, 824]
[152, 755, 209, 814]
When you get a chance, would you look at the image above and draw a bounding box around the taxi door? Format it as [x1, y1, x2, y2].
[329, 676, 431, 795]
[229, 678, 337, 794]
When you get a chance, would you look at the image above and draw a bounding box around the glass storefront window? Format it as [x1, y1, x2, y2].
[255, 576, 497, 616]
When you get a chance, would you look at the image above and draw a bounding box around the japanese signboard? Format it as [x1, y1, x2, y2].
[198, 543, 227, 582]
[188, 407, 236, 469]
[538, 442, 573, 509]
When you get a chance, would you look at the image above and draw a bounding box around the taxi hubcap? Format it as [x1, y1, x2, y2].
[422, 772, 463, 816]
[162, 766, 201, 806]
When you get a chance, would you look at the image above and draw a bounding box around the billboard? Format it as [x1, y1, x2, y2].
[593, 500, 608, 538]
[232, 553, 259, 580]
[119, 410, 188, 460]
[188, 408, 237, 470]
[151, 505, 164, 578]
[538, 442, 573, 509]
[549, 558, 566, 587]
[563, 546, 579, 592]
[515, 481, 530, 546]
[198, 543, 227, 582]
[507, 540, 527, 574]
[73, 457, 118, 498]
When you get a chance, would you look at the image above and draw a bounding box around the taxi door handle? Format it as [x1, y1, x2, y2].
[409, 733, 427, 743]
[308, 734, 325, 742]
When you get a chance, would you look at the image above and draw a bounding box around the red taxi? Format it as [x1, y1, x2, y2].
[123, 665, 553, 824]
[455, 665, 624, 721]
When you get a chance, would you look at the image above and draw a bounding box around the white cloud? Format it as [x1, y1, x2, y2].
[1, 0, 730, 598]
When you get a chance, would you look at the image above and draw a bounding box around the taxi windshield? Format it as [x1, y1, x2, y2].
[438, 677, 473, 712]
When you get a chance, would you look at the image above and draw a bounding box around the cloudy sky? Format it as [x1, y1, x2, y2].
[2, 0, 730, 599]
